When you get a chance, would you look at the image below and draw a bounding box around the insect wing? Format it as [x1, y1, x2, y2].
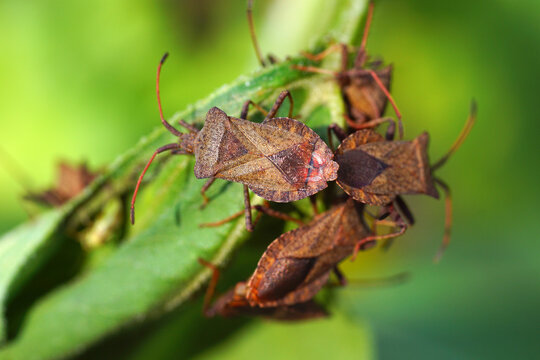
[195, 108, 338, 202]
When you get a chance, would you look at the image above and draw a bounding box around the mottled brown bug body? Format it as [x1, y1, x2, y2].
[194, 107, 338, 202]
[198, 197, 407, 318]
[245, 199, 372, 307]
[334, 102, 476, 261]
[294, 3, 401, 134]
[336, 130, 438, 206]
[340, 65, 393, 126]
[130, 54, 339, 228]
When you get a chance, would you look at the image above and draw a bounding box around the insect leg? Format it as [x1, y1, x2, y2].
[327, 123, 347, 151]
[433, 178, 452, 263]
[345, 114, 362, 129]
[243, 185, 254, 232]
[200, 178, 216, 209]
[309, 195, 319, 215]
[351, 217, 408, 261]
[170, 149, 192, 155]
[253, 203, 304, 226]
[352, 116, 397, 140]
[264, 90, 294, 120]
[333, 266, 348, 286]
[199, 210, 245, 228]
[240, 99, 268, 119]
[300, 42, 348, 73]
[291, 65, 338, 76]
[178, 119, 199, 133]
[385, 120, 396, 141]
[380, 196, 415, 251]
[394, 196, 415, 225]
[199, 201, 302, 229]
[300, 43, 345, 61]
[197, 258, 221, 317]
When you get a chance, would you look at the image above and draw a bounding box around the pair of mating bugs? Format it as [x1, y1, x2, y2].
[130, 2, 476, 319]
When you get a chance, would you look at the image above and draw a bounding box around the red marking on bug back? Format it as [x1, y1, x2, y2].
[306, 147, 339, 184]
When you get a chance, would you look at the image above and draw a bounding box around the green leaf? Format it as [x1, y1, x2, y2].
[0, 210, 64, 342]
[0, 1, 369, 358]
[195, 312, 374, 360]
[0, 176, 106, 343]
[131, 309, 374, 360]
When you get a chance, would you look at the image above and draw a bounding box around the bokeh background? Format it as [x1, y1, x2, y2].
[0, 0, 538, 359]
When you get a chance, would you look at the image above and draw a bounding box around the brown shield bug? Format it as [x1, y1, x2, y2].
[293, 2, 403, 137]
[197, 197, 406, 318]
[130, 54, 339, 231]
[333, 102, 477, 261]
[245, 198, 406, 307]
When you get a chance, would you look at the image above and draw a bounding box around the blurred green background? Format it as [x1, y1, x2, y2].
[0, 0, 538, 359]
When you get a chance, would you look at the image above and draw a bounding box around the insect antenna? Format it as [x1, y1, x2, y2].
[130, 53, 187, 224]
[432, 100, 477, 171]
[394, 195, 415, 225]
[354, 1, 375, 68]
[199, 209, 245, 228]
[366, 69, 403, 138]
[130, 143, 180, 224]
[156, 53, 184, 137]
[247, 0, 266, 67]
